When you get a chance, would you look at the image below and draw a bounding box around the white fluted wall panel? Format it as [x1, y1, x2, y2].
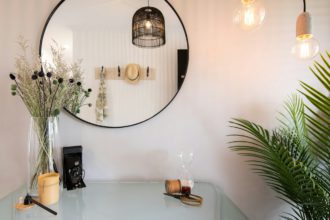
[73, 30, 187, 126]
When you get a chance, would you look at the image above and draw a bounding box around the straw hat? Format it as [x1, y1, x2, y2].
[125, 64, 141, 84]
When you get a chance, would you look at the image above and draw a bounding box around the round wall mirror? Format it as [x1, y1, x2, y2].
[40, 0, 189, 128]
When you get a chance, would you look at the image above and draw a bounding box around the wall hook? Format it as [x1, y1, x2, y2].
[118, 66, 121, 77]
[147, 66, 150, 77]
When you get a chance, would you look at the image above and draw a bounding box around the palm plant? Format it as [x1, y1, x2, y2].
[229, 52, 330, 220]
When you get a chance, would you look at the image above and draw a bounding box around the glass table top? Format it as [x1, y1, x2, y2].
[0, 182, 247, 220]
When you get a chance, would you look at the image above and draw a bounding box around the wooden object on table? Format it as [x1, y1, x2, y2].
[165, 179, 182, 194]
[38, 172, 60, 205]
[15, 203, 34, 211]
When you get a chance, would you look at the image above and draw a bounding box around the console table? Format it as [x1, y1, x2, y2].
[0, 182, 247, 220]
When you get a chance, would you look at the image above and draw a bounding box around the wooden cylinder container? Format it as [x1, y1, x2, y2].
[165, 180, 182, 194]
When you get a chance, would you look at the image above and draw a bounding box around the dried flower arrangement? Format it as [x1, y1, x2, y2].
[9, 38, 92, 192]
[10, 39, 92, 117]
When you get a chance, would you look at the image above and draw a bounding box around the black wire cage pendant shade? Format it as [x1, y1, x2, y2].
[132, 4, 166, 48]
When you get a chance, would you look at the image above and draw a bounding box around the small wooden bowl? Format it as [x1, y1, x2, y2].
[15, 202, 35, 211]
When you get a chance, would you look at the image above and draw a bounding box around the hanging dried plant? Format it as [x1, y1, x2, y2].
[95, 67, 108, 123]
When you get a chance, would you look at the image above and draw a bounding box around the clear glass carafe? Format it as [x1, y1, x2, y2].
[177, 150, 194, 189]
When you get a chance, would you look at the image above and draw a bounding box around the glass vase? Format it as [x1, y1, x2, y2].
[27, 117, 60, 195]
[177, 150, 194, 189]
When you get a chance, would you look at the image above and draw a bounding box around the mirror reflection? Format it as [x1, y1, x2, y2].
[41, 0, 188, 127]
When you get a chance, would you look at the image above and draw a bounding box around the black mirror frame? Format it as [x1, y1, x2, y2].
[39, 0, 189, 129]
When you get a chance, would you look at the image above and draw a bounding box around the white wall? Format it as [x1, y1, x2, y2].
[0, 0, 329, 220]
[0, 0, 59, 203]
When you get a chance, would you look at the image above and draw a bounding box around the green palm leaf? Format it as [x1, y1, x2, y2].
[229, 51, 330, 220]
[300, 54, 330, 195]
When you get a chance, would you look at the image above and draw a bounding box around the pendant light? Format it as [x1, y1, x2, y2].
[292, 0, 319, 60]
[233, 0, 266, 31]
[132, 0, 165, 48]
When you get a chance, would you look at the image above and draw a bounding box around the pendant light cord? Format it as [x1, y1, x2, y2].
[303, 0, 306, 12]
[148, 0, 150, 7]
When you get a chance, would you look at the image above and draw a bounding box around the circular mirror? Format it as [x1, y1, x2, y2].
[40, 0, 189, 128]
